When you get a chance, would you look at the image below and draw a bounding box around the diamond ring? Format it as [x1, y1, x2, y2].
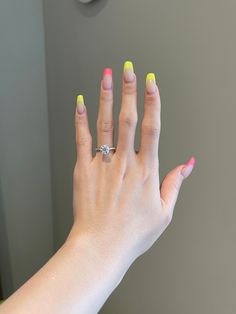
[95, 145, 116, 155]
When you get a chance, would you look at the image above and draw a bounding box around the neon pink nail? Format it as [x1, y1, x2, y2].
[181, 156, 196, 178]
[102, 68, 112, 90]
[186, 156, 196, 167]
[103, 68, 112, 77]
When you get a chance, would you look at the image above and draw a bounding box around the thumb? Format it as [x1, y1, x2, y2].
[160, 156, 196, 214]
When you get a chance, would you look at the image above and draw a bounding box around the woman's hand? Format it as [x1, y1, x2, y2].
[67, 61, 196, 266]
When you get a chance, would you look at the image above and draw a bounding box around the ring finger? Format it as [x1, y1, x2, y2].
[96, 68, 115, 160]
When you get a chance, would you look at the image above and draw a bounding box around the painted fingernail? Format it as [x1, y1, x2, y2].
[77, 95, 85, 114]
[146, 73, 156, 94]
[181, 156, 196, 178]
[102, 68, 113, 90]
[123, 60, 135, 83]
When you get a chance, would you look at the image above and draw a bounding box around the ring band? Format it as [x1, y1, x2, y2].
[95, 144, 139, 155]
[95, 144, 116, 155]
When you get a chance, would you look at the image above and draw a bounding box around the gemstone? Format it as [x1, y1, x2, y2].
[100, 145, 110, 154]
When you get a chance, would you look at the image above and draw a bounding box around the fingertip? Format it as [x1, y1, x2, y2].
[123, 60, 135, 83]
[180, 156, 196, 178]
[77, 94, 86, 115]
[186, 156, 196, 167]
[180, 164, 193, 179]
[102, 68, 113, 90]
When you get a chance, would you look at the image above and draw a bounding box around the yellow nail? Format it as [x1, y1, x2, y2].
[77, 95, 85, 114]
[146, 73, 156, 83]
[77, 95, 84, 104]
[124, 60, 134, 72]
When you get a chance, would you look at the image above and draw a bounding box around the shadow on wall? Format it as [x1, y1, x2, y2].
[74, 0, 109, 17]
[0, 180, 14, 298]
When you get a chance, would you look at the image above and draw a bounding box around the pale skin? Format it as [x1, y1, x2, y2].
[0, 63, 195, 313]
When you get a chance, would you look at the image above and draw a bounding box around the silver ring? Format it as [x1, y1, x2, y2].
[95, 144, 116, 155]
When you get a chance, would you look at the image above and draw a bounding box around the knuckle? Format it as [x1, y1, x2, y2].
[139, 163, 152, 182]
[172, 180, 180, 192]
[75, 115, 87, 127]
[146, 87, 161, 102]
[141, 168, 151, 183]
[162, 209, 173, 226]
[119, 114, 137, 128]
[142, 123, 160, 138]
[171, 176, 182, 192]
[145, 93, 159, 105]
[97, 120, 114, 133]
[73, 164, 80, 183]
[100, 91, 113, 103]
[73, 165, 79, 181]
[123, 85, 137, 95]
[123, 77, 137, 95]
[73, 163, 89, 182]
[76, 135, 92, 147]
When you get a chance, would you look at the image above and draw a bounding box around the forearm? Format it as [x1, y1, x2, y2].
[0, 230, 129, 314]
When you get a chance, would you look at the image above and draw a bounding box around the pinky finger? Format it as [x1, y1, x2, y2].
[75, 95, 93, 165]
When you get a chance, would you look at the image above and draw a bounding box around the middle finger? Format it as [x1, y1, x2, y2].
[116, 61, 138, 160]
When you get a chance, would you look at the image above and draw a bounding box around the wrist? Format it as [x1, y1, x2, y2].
[65, 225, 132, 286]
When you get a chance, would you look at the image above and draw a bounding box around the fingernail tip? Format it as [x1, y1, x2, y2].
[187, 156, 196, 167]
[146, 72, 156, 83]
[77, 94, 84, 104]
[124, 60, 134, 71]
[103, 68, 112, 76]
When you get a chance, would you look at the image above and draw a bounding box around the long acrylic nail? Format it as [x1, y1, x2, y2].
[146, 73, 156, 94]
[181, 156, 196, 178]
[123, 60, 135, 83]
[102, 68, 113, 90]
[77, 95, 85, 114]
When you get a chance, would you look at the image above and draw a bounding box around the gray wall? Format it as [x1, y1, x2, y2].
[1, 0, 236, 312]
[0, 0, 53, 297]
[43, 0, 236, 313]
